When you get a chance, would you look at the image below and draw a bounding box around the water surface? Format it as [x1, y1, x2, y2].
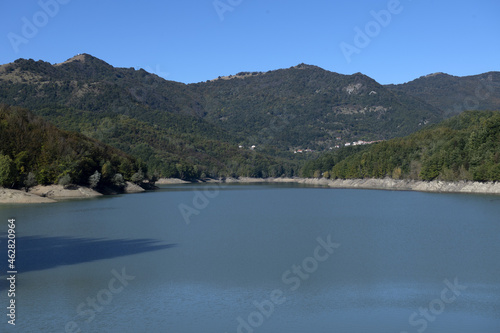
[1, 184, 499, 332]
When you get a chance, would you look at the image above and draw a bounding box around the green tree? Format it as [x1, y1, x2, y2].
[419, 156, 442, 181]
[119, 160, 134, 179]
[101, 161, 114, 180]
[14, 151, 29, 176]
[0, 154, 15, 187]
[131, 170, 144, 184]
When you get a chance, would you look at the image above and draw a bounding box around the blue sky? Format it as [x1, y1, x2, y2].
[1, 0, 499, 84]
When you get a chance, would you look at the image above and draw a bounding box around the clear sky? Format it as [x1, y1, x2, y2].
[1, 0, 499, 84]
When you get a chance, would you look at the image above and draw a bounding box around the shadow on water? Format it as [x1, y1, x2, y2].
[0, 235, 176, 290]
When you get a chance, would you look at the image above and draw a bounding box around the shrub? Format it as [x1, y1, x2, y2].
[24, 172, 37, 191]
[58, 174, 72, 188]
[88, 170, 101, 188]
[111, 173, 126, 187]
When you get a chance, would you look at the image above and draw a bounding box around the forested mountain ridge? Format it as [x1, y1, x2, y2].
[386, 72, 500, 116]
[0, 54, 442, 147]
[301, 110, 500, 182]
[192, 63, 443, 149]
[0, 55, 301, 178]
[0, 54, 496, 181]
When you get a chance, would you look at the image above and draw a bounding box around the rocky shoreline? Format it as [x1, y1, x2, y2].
[203, 177, 500, 195]
[0, 188, 57, 204]
[0, 181, 146, 204]
[156, 178, 191, 184]
[3, 177, 499, 204]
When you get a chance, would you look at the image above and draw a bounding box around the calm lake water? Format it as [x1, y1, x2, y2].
[1, 183, 499, 332]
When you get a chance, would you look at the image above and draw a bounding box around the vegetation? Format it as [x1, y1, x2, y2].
[386, 72, 500, 116]
[192, 64, 442, 149]
[302, 111, 500, 182]
[0, 55, 498, 182]
[0, 104, 143, 190]
[0, 56, 305, 179]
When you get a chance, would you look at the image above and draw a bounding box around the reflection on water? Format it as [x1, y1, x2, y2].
[0, 184, 499, 332]
[0, 235, 175, 287]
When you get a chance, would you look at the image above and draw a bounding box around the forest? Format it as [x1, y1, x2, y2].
[301, 111, 500, 182]
[0, 104, 145, 190]
[1, 55, 499, 185]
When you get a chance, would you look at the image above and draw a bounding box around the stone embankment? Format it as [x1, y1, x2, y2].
[4, 177, 498, 204]
[215, 177, 500, 195]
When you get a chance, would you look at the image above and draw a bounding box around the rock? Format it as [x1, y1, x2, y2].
[29, 185, 103, 198]
[124, 182, 146, 193]
[147, 177, 500, 194]
[0, 188, 56, 204]
[156, 178, 191, 184]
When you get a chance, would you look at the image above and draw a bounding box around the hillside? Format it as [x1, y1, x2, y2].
[0, 104, 142, 190]
[386, 72, 500, 116]
[192, 63, 442, 149]
[302, 110, 500, 182]
[3, 54, 498, 180]
[0, 55, 300, 178]
[0, 56, 444, 148]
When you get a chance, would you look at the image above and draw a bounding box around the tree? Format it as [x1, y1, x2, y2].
[88, 170, 101, 189]
[14, 151, 29, 176]
[101, 161, 114, 180]
[24, 172, 37, 192]
[58, 174, 72, 188]
[392, 167, 402, 179]
[147, 171, 160, 186]
[0, 154, 15, 187]
[119, 160, 134, 179]
[111, 173, 126, 188]
[420, 157, 442, 181]
[131, 170, 144, 184]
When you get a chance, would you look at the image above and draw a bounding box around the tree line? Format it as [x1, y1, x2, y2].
[0, 105, 146, 191]
[301, 111, 500, 182]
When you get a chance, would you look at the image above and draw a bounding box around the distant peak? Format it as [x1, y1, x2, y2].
[211, 70, 266, 82]
[292, 63, 320, 70]
[55, 53, 110, 67]
[423, 72, 449, 78]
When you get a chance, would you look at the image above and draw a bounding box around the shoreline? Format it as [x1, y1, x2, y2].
[3, 177, 500, 204]
[0, 181, 146, 204]
[197, 177, 500, 195]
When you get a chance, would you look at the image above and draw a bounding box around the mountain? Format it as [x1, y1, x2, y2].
[192, 63, 442, 149]
[0, 54, 300, 178]
[386, 72, 500, 116]
[5, 54, 493, 179]
[0, 55, 443, 149]
[0, 104, 141, 189]
[301, 110, 500, 182]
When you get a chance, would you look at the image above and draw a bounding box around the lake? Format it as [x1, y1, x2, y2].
[1, 183, 499, 332]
